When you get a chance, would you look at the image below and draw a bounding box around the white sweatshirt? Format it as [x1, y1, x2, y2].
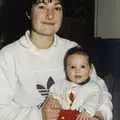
[0, 31, 77, 120]
[0, 31, 112, 120]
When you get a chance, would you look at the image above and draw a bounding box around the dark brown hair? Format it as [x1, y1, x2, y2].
[26, 0, 63, 15]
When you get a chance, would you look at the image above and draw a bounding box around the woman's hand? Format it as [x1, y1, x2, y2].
[42, 97, 61, 120]
[76, 111, 104, 120]
[93, 111, 104, 120]
[87, 111, 104, 120]
[76, 112, 91, 120]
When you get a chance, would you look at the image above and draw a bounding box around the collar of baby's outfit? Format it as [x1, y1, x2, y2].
[20, 30, 58, 52]
[78, 77, 90, 85]
[70, 82, 79, 88]
[68, 77, 90, 88]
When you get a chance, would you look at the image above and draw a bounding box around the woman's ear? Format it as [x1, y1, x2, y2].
[26, 11, 31, 20]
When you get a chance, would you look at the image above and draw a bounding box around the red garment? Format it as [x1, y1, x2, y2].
[58, 109, 79, 120]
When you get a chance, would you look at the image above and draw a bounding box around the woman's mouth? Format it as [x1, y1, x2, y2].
[42, 21, 55, 25]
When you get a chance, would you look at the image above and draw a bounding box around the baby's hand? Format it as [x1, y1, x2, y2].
[44, 97, 61, 109]
[76, 112, 91, 120]
[42, 97, 61, 120]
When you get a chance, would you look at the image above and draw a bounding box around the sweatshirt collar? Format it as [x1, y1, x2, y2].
[20, 30, 58, 52]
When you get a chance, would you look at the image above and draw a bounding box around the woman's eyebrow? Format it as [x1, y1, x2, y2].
[55, 1, 61, 5]
[35, 0, 61, 4]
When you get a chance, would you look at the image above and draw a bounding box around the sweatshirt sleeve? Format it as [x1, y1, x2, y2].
[96, 76, 113, 120]
[0, 49, 34, 120]
[81, 84, 101, 116]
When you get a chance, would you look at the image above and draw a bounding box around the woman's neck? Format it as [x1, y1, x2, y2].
[30, 31, 54, 49]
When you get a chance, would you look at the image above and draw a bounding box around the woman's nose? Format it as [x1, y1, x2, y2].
[46, 8, 54, 20]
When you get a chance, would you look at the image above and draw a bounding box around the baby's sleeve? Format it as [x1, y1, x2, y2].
[81, 82, 101, 116]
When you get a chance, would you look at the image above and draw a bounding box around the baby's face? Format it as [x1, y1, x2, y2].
[66, 54, 92, 84]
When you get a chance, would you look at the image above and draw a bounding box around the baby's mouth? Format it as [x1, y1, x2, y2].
[75, 75, 82, 79]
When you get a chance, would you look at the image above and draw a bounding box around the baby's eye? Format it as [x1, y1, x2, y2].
[81, 65, 86, 68]
[71, 66, 76, 69]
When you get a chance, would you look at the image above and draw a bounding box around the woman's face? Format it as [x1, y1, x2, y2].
[30, 0, 63, 36]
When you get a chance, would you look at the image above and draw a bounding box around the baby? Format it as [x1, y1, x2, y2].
[50, 46, 102, 120]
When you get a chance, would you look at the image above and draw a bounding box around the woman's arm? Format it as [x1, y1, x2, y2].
[0, 50, 20, 119]
[0, 50, 36, 120]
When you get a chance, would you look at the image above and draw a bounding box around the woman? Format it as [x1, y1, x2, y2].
[0, 0, 112, 120]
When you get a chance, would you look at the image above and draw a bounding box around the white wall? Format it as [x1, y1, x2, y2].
[94, 0, 120, 38]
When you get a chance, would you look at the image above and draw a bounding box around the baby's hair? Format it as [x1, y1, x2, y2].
[64, 46, 92, 70]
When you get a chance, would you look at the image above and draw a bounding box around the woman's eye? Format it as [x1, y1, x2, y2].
[38, 5, 45, 9]
[55, 6, 62, 11]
